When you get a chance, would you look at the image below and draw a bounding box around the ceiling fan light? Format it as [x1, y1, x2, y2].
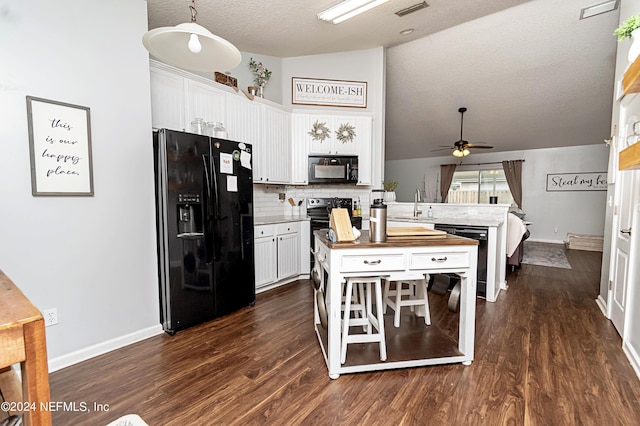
[462, 148, 470, 156]
[452, 149, 463, 157]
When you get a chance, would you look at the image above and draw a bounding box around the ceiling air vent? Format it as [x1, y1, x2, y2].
[395, 1, 429, 17]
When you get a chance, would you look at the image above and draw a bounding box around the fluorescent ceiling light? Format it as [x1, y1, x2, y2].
[580, 0, 618, 20]
[318, 0, 389, 24]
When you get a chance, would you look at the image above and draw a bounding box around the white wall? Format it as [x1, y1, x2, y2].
[282, 48, 386, 188]
[190, 52, 284, 105]
[0, 0, 160, 369]
[385, 144, 609, 242]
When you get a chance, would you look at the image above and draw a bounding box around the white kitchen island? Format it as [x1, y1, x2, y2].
[385, 202, 509, 302]
[313, 230, 478, 379]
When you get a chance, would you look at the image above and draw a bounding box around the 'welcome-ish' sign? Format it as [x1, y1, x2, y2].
[292, 77, 367, 108]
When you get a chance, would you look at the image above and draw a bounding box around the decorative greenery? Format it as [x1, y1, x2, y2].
[308, 121, 330, 142]
[335, 122, 356, 143]
[383, 180, 399, 192]
[248, 58, 272, 87]
[614, 14, 640, 41]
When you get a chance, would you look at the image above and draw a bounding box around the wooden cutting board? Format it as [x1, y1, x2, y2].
[386, 226, 447, 237]
[386, 234, 448, 240]
[330, 208, 355, 242]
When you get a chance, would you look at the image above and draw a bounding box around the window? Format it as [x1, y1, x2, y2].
[447, 168, 514, 205]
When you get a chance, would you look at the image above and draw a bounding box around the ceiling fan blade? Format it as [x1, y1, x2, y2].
[467, 144, 494, 149]
[430, 147, 454, 152]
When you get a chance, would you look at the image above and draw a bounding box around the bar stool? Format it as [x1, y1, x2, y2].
[341, 276, 387, 364]
[343, 280, 367, 331]
[383, 273, 431, 328]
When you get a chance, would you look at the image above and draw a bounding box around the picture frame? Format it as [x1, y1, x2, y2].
[292, 77, 367, 108]
[26, 96, 94, 196]
[546, 172, 607, 192]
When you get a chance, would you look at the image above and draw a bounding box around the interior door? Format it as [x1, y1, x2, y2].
[610, 105, 640, 336]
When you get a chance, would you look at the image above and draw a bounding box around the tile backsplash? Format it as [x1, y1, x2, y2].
[253, 184, 371, 217]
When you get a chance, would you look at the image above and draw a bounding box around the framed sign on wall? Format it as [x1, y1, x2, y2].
[546, 172, 607, 192]
[292, 77, 367, 108]
[26, 96, 94, 196]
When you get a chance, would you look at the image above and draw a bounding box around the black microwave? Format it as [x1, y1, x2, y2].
[308, 155, 358, 184]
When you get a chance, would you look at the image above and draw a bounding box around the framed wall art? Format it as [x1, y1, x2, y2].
[292, 77, 367, 108]
[546, 172, 607, 192]
[26, 96, 94, 196]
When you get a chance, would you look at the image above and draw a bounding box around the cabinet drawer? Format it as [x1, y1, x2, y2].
[340, 254, 406, 273]
[409, 251, 470, 270]
[276, 222, 300, 235]
[255, 225, 275, 238]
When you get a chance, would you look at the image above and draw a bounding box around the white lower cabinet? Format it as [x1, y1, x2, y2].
[254, 221, 304, 291]
[254, 225, 277, 288]
[276, 226, 299, 280]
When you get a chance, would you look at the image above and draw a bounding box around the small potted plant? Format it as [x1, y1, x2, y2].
[383, 180, 398, 202]
[248, 58, 272, 97]
[614, 13, 640, 62]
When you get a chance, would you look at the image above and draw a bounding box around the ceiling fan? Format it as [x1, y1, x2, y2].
[432, 107, 494, 157]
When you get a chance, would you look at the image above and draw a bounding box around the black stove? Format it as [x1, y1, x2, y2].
[306, 197, 362, 270]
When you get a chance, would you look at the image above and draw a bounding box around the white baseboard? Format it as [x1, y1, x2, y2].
[256, 274, 309, 294]
[526, 238, 566, 244]
[595, 295, 609, 317]
[48, 324, 164, 372]
[623, 340, 640, 382]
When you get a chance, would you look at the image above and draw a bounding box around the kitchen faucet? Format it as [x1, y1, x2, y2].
[414, 189, 422, 217]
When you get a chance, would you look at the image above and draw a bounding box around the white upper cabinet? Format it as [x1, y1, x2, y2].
[352, 116, 373, 185]
[149, 65, 185, 131]
[262, 105, 291, 184]
[149, 60, 232, 132]
[291, 114, 310, 185]
[148, 60, 378, 186]
[292, 112, 373, 185]
[225, 94, 264, 182]
[306, 115, 358, 155]
[184, 79, 227, 127]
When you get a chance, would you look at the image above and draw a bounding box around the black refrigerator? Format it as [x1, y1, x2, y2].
[153, 129, 255, 335]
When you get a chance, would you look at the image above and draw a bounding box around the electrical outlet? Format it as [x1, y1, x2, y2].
[43, 308, 58, 327]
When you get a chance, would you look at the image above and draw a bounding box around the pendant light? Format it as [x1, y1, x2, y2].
[142, 0, 241, 72]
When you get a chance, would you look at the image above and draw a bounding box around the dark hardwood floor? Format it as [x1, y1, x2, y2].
[44, 248, 640, 425]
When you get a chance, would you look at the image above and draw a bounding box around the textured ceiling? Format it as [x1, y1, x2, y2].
[146, 0, 621, 160]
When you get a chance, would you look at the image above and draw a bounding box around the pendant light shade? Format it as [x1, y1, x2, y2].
[142, 1, 241, 72]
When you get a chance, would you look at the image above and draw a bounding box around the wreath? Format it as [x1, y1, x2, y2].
[336, 122, 356, 143]
[308, 121, 330, 142]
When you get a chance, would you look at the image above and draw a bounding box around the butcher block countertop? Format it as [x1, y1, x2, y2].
[314, 230, 478, 249]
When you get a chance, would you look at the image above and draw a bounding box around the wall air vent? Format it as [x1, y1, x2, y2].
[395, 1, 429, 17]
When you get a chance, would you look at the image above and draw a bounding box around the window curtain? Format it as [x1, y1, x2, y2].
[502, 160, 523, 208]
[440, 164, 457, 203]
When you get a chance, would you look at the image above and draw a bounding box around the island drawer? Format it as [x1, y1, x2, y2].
[340, 253, 405, 273]
[409, 250, 470, 270]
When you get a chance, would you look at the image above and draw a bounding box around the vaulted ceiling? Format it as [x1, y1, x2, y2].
[146, 0, 621, 160]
